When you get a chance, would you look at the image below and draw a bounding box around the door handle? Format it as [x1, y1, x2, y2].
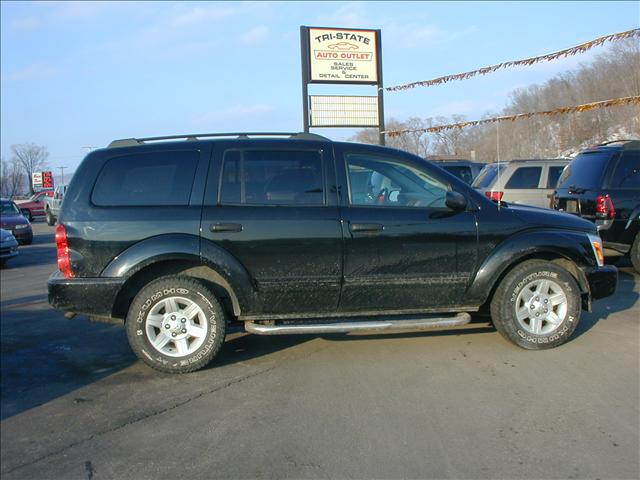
[210, 223, 243, 233]
[350, 223, 383, 233]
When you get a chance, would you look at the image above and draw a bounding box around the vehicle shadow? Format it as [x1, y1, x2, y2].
[208, 315, 495, 369]
[571, 269, 639, 340]
[30, 233, 54, 245]
[1, 245, 56, 269]
[0, 307, 135, 420]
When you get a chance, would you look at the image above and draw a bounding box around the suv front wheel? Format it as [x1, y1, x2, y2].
[490, 260, 581, 349]
[125, 276, 226, 373]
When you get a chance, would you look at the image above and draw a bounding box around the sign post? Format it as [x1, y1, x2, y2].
[300, 26, 385, 144]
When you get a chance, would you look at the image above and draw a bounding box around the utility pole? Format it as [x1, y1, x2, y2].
[58, 166, 67, 185]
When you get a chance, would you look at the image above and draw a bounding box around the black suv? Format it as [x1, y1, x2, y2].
[553, 140, 640, 272]
[49, 133, 617, 373]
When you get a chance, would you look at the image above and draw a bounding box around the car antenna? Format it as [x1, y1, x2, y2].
[496, 122, 502, 211]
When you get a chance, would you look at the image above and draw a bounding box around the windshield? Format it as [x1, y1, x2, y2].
[1, 202, 21, 216]
[472, 164, 499, 188]
[557, 151, 616, 190]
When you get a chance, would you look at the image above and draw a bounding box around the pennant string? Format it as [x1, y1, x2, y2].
[382, 96, 640, 137]
[386, 29, 640, 91]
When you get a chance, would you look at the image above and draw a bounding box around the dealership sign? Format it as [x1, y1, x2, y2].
[307, 27, 379, 84]
[32, 171, 54, 192]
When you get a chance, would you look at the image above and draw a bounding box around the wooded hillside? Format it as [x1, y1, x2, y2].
[352, 39, 640, 162]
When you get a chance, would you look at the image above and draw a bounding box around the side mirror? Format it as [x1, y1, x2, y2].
[445, 191, 468, 211]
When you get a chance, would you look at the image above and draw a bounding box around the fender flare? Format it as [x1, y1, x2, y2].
[102, 234, 256, 315]
[466, 229, 596, 305]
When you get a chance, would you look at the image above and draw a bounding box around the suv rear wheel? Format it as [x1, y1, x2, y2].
[490, 260, 581, 349]
[125, 276, 226, 373]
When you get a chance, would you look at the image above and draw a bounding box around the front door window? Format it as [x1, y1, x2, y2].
[345, 153, 449, 208]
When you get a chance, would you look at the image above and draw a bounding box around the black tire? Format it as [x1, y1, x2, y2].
[631, 235, 640, 274]
[45, 209, 56, 226]
[125, 276, 226, 373]
[490, 260, 581, 350]
[21, 209, 33, 221]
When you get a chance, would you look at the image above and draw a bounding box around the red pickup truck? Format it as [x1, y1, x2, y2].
[15, 191, 54, 221]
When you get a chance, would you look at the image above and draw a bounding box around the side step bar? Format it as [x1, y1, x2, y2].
[245, 313, 471, 335]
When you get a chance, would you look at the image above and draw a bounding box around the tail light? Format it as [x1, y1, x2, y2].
[55, 224, 73, 278]
[595, 195, 615, 219]
[485, 191, 504, 202]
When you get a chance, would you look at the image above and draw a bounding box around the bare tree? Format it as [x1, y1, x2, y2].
[11, 143, 49, 195]
[0, 157, 25, 199]
[351, 40, 640, 161]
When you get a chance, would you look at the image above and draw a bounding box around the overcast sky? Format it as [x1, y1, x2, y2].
[1, 1, 638, 170]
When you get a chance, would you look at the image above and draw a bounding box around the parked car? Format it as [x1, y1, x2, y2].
[48, 132, 616, 373]
[44, 184, 67, 226]
[472, 159, 569, 208]
[0, 199, 33, 245]
[432, 160, 484, 185]
[552, 140, 640, 272]
[0, 228, 19, 267]
[15, 190, 54, 221]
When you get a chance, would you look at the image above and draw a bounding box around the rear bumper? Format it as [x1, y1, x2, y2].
[48, 271, 124, 317]
[585, 265, 617, 300]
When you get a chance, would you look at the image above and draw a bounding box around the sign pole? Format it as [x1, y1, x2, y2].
[300, 26, 310, 133]
[376, 29, 385, 146]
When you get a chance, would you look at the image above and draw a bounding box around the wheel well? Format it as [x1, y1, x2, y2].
[112, 261, 242, 320]
[481, 253, 589, 312]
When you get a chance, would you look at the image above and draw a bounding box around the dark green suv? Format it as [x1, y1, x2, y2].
[49, 133, 617, 373]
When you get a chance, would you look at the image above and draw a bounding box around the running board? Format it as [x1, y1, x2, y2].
[244, 313, 471, 335]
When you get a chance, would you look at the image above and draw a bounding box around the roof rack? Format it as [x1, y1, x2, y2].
[108, 132, 330, 148]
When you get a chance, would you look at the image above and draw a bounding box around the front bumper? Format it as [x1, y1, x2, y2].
[48, 271, 124, 317]
[585, 265, 617, 301]
[0, 244, 19, 260]
[12, 228, 33, 244]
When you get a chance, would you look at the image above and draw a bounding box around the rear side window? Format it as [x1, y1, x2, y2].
[505, 167, 542, 189]
[547, 166, 566, 188]
[557, 151, 614, 190]
[92, 151, 199, 206]
[610, 152, 640, 189]
[472, 164, 498, 188]
[220, 150, 324, 205]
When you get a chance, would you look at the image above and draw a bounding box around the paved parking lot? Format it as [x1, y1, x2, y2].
[1, 221, 639, 479]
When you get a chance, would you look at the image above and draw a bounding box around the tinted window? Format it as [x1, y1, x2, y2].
[557, 151, 615, 190]
[547, 166, 566, 188]
[610, 152, 640, 189]
[472, 164, 499, 188]
[505, 167, 542, 189]
[346, 152, 449, 208]
[92, 151, 198, 206]
[220, 150, 324, 205]
[442, 166, 473, 184]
